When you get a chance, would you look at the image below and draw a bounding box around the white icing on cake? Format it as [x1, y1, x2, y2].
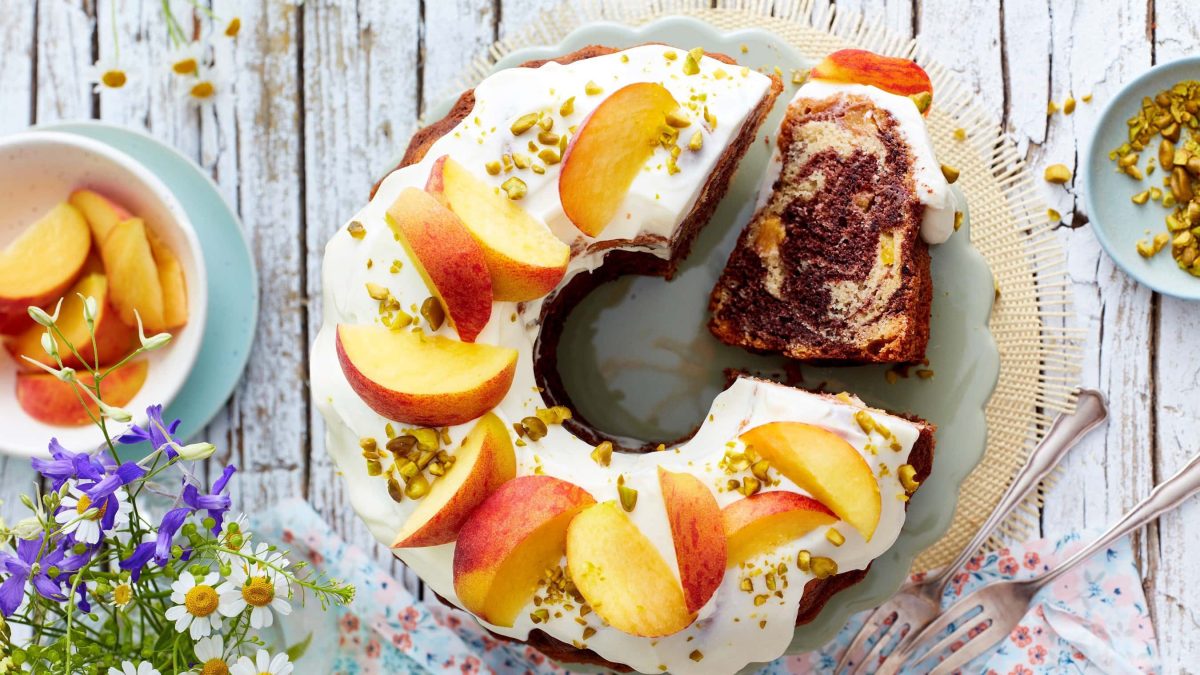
[311, 45, 924, 674]
[780, 79, 956, 245]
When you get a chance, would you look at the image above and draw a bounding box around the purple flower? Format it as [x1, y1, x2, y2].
[30, 439, 108, 491]
[184, 465, 236, 532]
[117, 404, 181, 457]
[119, 541, 156, 582]
[0, 536, 65, 616]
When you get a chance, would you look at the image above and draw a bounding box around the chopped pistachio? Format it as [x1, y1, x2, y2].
[898, 464, 921, 492]
[954, 211, 965, 231]
[582, 626, 596, 640]
[521, 416, 548, 441]
[1047, 100, 1059, 115]
[687, 131, 704, 152]
[537, 114, 554, 131]
[940, 163, 960, 184]
[530, 608, 550, 624]
[347, 220, 366, 239]
[365, 282, 390, 301]
[683, 47, 704, 76]
[703, 105, 717, 130]
[559, 96, 575, 117]
[501, 176, 527, 200]
[420, 296, 445, 331]
[584, 80, 603, 95]
[689, 650, 704, 662]
[1082, 93, 1093, 102]
[1063, 96, 1077, 114]
[796, 550, 812, 572]
[1044, 163, 1072, 184]
[739, 577, 753, 592]
[826, 528, 845, 546]
[739, 476, 761, 496]
[618, 483, 638, 512]
[810, 556, 838, 580]
[910, 91, 932, 114]
[510, 112, 540, 136]
[665, 109, 692, 128]
[953, 127, 967, 141]
[590, 441, 613, 467]
[1132, 190, 1151, 205]
[405, 474, 430, 499]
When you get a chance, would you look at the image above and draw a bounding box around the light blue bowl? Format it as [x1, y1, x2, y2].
[1085, 56, 1200, 300]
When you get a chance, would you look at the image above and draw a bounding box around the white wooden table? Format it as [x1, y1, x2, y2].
[1, 0, 1196, 668]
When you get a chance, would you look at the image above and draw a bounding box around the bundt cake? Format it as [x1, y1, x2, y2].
[311, 44, 941, 674]
[709, 50, 957, 363]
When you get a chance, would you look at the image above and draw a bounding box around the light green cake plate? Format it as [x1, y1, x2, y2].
[417, 15, 999, 664]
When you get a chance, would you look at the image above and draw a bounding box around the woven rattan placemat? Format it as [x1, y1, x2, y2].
[440, 0, 1081, 572]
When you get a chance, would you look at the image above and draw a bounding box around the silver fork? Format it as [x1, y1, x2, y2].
[876, 446, 1200, 675]
[837, 389, 1108, 674]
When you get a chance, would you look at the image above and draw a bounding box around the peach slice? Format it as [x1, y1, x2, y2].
[0, 202, 92, 335]
[100, 217, 165, 330]
[658, 467, 726, 614]
[453, 475, 595, 626]
[145, 228, 188, 330]
[6, 267, 135, 370]
[16, 359, 148, 427]
[335, 324, 517, 427]
[722, 491, 837, 566]
[393, 413, 516, 548]
[740, 422, 882, 540]
[567, 500, 694, 637]
[385, 187, 492, 343]
[810, 49, 933, 102]
[559, 82, 680, 237]
[69, 189, 132, 245]
[426, 156, 569, 302]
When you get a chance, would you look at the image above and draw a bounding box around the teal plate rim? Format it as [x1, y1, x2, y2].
[416, 15, 999, 661]
[37, 121, 259, 443]
[1085, 55, 1200, 301]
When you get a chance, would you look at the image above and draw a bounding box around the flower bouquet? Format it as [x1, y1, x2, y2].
[0, 301, 355, 673]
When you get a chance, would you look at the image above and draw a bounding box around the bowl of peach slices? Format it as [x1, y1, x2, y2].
[0, 131, 206, 457]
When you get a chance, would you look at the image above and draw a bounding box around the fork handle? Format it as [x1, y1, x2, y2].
[931, 389, 1108, 594]
[1034, 449, 1200, 590]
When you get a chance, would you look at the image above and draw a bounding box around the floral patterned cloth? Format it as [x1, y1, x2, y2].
[254, 499, 1158, 674]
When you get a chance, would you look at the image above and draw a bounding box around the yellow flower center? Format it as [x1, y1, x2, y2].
[224, 18, 241, 37]
[241, 576, 274, 608]
[200, 659, 229, 675]
[190, 81, 215, 100]
[185, 585, 219, 617]
[75, 494, 106, 520]
[172, 57, 198, 75]
[100, 69, 127, 88]
[113, 583, 133, 607]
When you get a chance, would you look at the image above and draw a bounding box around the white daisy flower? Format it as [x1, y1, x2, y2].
[86, 56, 135, 93]
[111, 580, 135, 609]
[216, 547, 292, 629]
[55, 485, 129, 545]
[192, 635, 229, 674]
[164, 571, 227, 639]
[181, 64, 226, 110]
[229, 650, 292, 675]
[167, 41, 205, 77]
[108, 662, 160, 675]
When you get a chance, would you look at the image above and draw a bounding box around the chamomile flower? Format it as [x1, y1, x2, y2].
[87, 56, 134, 93]
[108, 662, 160, 675]
[193, 635, 230, 675]
[223, 17, 241, 37]
[111, 580, 135, 609]
[55, 485, 129, 545]
[182, 67, 222, 109]
[229, 650, 292, 675]
[165, 571, 227, 639]
[167, 41, 204, 77]
[217, 513, 250, 565]
[217, 546, 292, 629]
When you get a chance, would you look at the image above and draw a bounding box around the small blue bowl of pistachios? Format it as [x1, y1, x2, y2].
[1085, 55, 1200, 300]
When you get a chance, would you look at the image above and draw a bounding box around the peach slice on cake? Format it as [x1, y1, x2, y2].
[99, 217, 166, 331]
[426, 156, 569, 302]
[658, 467, 726, 613]
[453, 475, 595, 627]
[393, 413, 516, 548]
[17, 360, 148, 427]
[740, 421, 881, 540]
[385, 187, 492, 342]
[6, 265, 135, 369]
[567, 500, 695, 637]
[335, 324, 517, 427]
[68, 189, 132, 244]
[810, 49, 933, 108]
[559, 82, 681, 237]
[145, 228, 188, 330]
[722, 491, 837, 566]
[0, 202, 92, 335]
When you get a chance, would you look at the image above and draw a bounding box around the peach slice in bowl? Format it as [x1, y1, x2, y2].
[0, 131, 207, 457]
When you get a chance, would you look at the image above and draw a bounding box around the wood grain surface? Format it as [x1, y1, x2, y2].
[1, 0, 1195, 665]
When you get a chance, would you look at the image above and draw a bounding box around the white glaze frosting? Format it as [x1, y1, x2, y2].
[774, 79, 956, 245]
[311, 45, 924, 674]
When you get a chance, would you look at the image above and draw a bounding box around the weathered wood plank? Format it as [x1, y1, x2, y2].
[916, 0, 1004, 120]
[300, 0, 423, 590]
[1147, 0, 1200, 662]
[420, 0, 497, 116]
[34, 0, 94, 122]
[833, 0, 913, 40]
[0, 1, 37, 527]
[200, 0, 308, 516]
